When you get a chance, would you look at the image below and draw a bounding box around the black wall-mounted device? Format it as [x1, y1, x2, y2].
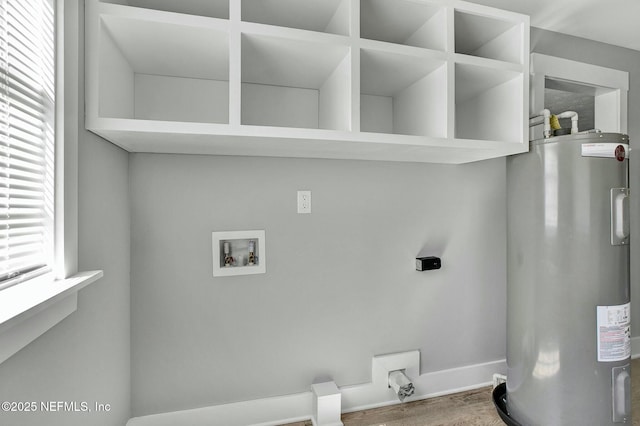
[416, 256, 441, 271]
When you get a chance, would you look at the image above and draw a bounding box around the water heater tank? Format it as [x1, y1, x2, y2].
[497, 133, 631, 425]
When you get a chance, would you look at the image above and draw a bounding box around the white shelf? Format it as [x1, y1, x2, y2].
[102, 0, 229, 19]
[455, 63, 523, 142]
[86, 0, 530, 164]
[241, 34, 351, 130]
[360, 48, 446, 137]
[455, 9, 523, 64]
[242, 0, 350, 36]
[98, 5, 229, 123]
[360, 0, 446, 51]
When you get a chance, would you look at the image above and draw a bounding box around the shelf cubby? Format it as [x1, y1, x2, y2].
[360, 49, 446, 137]
[99, 12, 229, 123]
[454, 10, 523, 64]
[360, 0, 446, 51]
[241, 34, 351, 131]
[242, 0, 350, 36]
[455, 63, 523, 142]
[101, 0, 229, 19]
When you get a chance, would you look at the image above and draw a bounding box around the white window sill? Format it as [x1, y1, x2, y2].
[0, 270, 103, 364]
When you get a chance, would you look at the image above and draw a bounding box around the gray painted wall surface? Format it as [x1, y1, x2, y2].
[129, 29, 640, 416]
[530, 27, 640, 339]
[0, 129, 131, 426]
[130, 154, 507, 415]
[0, 19, 637, 426]
[0, 1, 131, 425]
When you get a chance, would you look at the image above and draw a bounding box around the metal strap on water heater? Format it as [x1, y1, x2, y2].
[611, 188, 630, 246]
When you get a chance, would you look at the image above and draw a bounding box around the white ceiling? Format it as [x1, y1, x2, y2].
[467, 0, 640, 52]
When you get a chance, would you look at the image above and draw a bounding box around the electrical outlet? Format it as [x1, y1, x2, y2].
[297, 190, 311, 214]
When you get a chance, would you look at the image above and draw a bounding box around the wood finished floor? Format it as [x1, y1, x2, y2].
[283, 358, 640, 426]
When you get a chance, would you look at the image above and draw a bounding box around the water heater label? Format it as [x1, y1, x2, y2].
[597, 303, 631, 362]
[582, 143, 629, 159]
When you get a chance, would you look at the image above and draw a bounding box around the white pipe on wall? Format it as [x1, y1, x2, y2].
[529, 109, 551, 138]
[556, 110, 579, 134]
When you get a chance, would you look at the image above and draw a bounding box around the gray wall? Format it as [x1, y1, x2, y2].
[0, 17, 637, 426]
[129, 28, 640, 417]
[0, 125, 131, 426]
[0, 1, 131, 425]
[530, 28, 640, 338]
[130, 154, 507, 415]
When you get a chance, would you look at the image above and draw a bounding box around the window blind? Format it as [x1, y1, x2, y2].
[0, 0, 55, 289]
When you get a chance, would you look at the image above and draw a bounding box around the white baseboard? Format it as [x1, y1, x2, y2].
[341, 358, 505, 413]
[126, 391, 313, 426]
[127, 356, 506, 426]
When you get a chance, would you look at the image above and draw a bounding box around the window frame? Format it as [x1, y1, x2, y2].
[0, 0, 102, 365]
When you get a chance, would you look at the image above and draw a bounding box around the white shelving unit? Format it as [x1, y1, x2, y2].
[360, 47, 446, 137]
[360, 0, 446, 50]
[86, 0, 529, 164]
[123, 0, 229, 19]
[454, 9, 522, 64]
[241, 33, 351, 130]
[242, 0, 350, 36]
[98, 8, 229, 124]
[455, 63, 523, 142]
